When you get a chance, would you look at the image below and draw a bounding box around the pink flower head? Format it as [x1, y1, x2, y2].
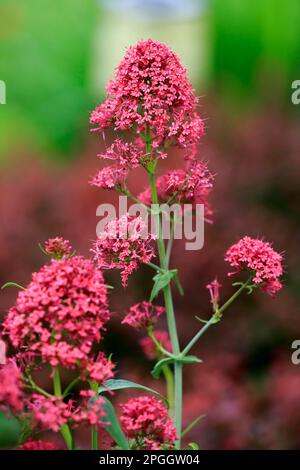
[18, 439, 59, 450]
[73, 393, 107, 429]
[44, 237, 72, 259]
[98, 139, 143, 168]
[3, 256, 110, 368]
[90, 164, 128, 190]
[92, 215, 156, 287]
[0, 360, 23, 412]
[225, 236, 283, 296]
[29, 394, 72, 432]
[140, 330, 171, 360]
[85, 353, 115, 384]
[206, 278, 222, 306]
[122, 301, 165, 330]
[138, 160, 214, 221]
[91, 39, 204, 159]
[120, 396, 176, 450]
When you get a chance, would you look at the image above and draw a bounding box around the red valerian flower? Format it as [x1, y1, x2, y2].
[120, 396, 176, 450]
[140, 330, 171, 360]
[29, 394, 72, 432]
[225, 236, 283, 296]
[0, 360, 23, 413]
[90, 39, 204, 160]
[85, 353, 115, 384]
[122, 301, 165, 330]
[72, 391, 107, 429]
[92, 215, 156, 287]
[44, 237, 72, 259]
[98, 139, 144, 168]
[138, 160, 214, 221]
[18, 439, 59, 450]
[206, 278, 222, 306]
[3, 256, 110, 369]
[89, 164, 128, 190]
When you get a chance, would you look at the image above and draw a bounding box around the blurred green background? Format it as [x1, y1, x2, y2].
[1, 0, 299, 160]
[1, 0, 300, 450]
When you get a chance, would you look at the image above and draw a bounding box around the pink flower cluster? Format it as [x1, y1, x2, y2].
[122, 301, 165, 330]
[120, 396, 176, 450]
[18, 439, 59, 450]
[73, 392, 107, 429]
[90, 139, 144, 190]
[139, 160, 214, 219]
[85, 353, 115, 383]
[140, 330, 171, 360]
[29, 394, 73, 432]
[3, 256, 110, 370]
[90, 39, 204, 163]
[225, 236, 283, 296]
[29, 392, 107, 432]
[0, 361, 23, 412]
[44, 237, 72, 259]
[92, 215, 156, 286]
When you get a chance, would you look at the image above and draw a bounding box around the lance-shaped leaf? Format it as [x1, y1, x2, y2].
[150, 270, 177, 302]
[98, 379, 166, 402]
[151, 355, 202, 378]
[99, 397, 129, 450]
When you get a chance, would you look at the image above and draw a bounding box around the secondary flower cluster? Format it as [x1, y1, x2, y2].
[0, 361, 23, 413]
[92, 215, 156, 287]
[122, 301, 165, 329]
[139, 160, 214, 220]
[3, 251, 111, 372]
[225, 236, 283, 296]
[18, 439, 59, 450]
[90, 139, 144, 190]
[120, 396, 176, 450]
[28, 391, 107, 433]
[44, 237, 72, 259]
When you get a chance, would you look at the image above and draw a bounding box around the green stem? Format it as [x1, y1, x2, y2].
[89, 381, 99, 450]
[147, 131, 182, 448]
[166, 217, 175, 267]
[52, 367, 73, 450]
[24, 376, 53, 399]
[182, 278, 251, 356]
[162, 365, 174, 417]
[62, 377, 80, 398]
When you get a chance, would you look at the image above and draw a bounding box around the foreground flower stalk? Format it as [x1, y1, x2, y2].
[147, 134, 182, 448]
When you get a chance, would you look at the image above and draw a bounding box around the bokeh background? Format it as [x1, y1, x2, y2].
[1, 0, 300, 449]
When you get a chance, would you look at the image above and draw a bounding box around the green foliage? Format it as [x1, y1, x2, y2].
[0, 0, 99, 158]
[98, 398, 129, 450]
[211, 0, 300, 104]
[0, 412, 21, 448]
[99, 379, 166, 401]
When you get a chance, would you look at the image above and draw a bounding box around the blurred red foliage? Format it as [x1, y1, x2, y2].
[1, 103, 300, 449]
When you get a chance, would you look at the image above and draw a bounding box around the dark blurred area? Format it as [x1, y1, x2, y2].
[1, 0, 300, 449]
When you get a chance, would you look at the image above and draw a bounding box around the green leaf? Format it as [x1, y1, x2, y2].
[151, 358, 173, 378]
[174, 274, 184, 296]
[98, 379, 166, 401]
[151, 355, 202, 378]
[182, 414, 206, 438]
[0, 412, 21, 448]
[99, 397, 129, 450]
[187, 442, 200, 450]
[150, 270, 177, 302]
[179, 355, 202, 364]
[1, 282, 25, 291]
